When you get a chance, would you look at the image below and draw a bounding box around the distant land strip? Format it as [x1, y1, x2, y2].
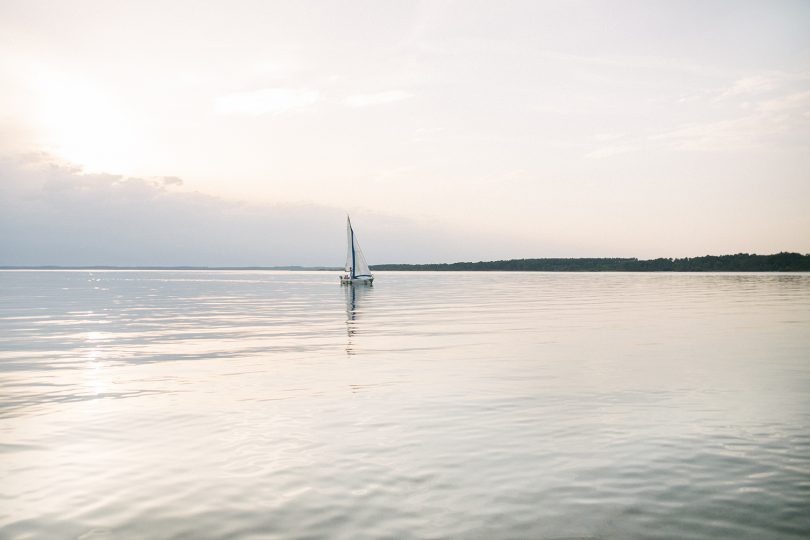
[372, 252, 810, 272]
[2, 253, 809, 272]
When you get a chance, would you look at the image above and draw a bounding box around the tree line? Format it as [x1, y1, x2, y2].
[371, 252, 810, 272]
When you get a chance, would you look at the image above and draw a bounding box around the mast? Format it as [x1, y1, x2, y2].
[351, 222, 356, 278]
[345, 215, 352, 275]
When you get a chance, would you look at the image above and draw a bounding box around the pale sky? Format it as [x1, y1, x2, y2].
[1, 0, 809, 265]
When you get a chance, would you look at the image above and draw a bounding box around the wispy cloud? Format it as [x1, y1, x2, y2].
[755, 89, 810, 113]
[586, 70, 810, 158]
[215, 88, 319, 115]
[716, 71, 810, 100]
[652, 87, 810, 151]
[343, 90, 413, 108]
[716, 75, 780, 100]
[584, 144, 637, 159]
[647, 117, 772, 152]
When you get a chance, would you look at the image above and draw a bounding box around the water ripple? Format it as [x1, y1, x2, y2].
[1, 270, 809, 539]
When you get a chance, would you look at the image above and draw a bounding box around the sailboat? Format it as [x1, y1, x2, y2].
[340, 216, 374, 285]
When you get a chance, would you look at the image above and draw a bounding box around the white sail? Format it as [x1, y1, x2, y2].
[344, 217, 353, 273]
[343, 216, 372, 280]
[352, 231, 372, 277]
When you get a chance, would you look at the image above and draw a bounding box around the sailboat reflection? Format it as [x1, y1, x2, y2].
[344, 283, 373, 356]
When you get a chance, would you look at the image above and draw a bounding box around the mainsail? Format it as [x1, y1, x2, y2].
[344, 216, 372, 279]
[345, 217, 353, 273]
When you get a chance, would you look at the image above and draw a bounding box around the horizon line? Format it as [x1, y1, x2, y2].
[2, 251, 809, 272]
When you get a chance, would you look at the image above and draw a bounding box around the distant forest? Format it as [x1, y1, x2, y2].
[372, 252, 810, 272]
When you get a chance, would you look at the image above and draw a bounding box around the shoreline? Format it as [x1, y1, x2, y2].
[2, 252, 809, 273]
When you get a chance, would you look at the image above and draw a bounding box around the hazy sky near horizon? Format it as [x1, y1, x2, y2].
[1, 0, 809, 265]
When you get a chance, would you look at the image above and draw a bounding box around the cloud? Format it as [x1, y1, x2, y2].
[586, 74, 810, 158]
[215, 88, 319, 115]
[647, 117, 769, 152]
[0, 153, 516, 266]
[651, 90, 810, 152]
[584, 144, 637, 159]
[587, 111, 798, 158]
[716, 71, 810, 101]
[755, 89, 810, 113]
[343, 90, 413, 108]
[160, 176, 183, 186]
[0, 154, 337, 266]
[717, 75, 780, 100]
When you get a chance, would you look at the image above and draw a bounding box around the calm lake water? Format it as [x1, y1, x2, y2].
[1, 270, 809, 539]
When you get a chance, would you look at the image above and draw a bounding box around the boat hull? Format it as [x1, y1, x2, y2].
[340, 276, 373, 285]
